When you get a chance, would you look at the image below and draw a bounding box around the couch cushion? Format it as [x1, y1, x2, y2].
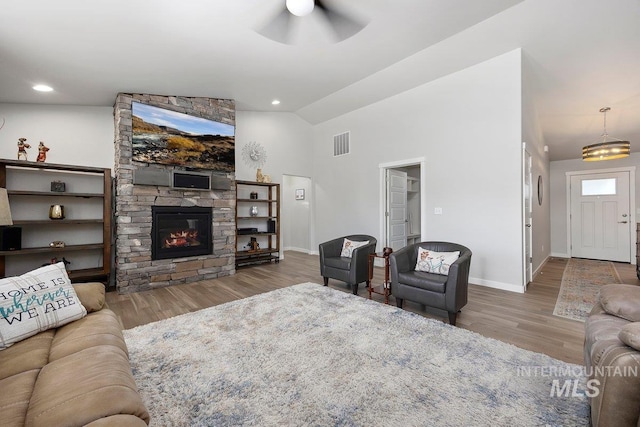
[415, 248, 460, 275]
[26, 344, 150, 427]
[0, 330, 53, 380]
[0, 263, 87, 350]
[599, 284, 640, 322]
[340, 238, 369, 258]
[619, 322, 640, 351]
[72, 282, 106, 313]
[85, 415, 150, 426]
[398, 270, 447, 293]
[584, 310, 631, 366]
[0, 369, 40, 427]
[324, 256, 351, 271]
[49, 309, 128, 362]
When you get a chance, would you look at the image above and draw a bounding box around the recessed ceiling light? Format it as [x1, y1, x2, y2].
[271, 100, 281, 105]
[33, 84, 53, 92]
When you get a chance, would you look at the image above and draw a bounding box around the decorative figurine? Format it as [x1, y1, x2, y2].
[17, 137, 30, 160]
[247, 237, 260, 252]
[36, 141, 50, 162]
[256, 168, 272, 183]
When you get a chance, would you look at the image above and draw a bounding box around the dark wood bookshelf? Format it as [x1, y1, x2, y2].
[0, 159, 112, 283]
[235, 181, 280, 268]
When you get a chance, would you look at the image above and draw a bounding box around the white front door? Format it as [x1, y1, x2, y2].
[570, 171, 631, 262]
[387, 169, 407, 251]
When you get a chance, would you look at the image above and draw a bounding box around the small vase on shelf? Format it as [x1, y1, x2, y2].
[49, 204, 65, 220]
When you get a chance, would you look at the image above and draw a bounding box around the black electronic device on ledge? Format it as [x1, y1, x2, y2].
[238, 227, 259, 235]
[0, 226, 21, 251]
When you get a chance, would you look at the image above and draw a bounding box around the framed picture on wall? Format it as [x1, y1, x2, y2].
[295, 189, 305, 200]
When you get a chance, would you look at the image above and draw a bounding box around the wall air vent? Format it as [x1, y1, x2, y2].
[333, 131, 350, 156]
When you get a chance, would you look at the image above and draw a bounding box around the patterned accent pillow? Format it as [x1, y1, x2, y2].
[415, 248, 460, 275]
[0, 262, 87, 350]
[340, 238, 370, 258]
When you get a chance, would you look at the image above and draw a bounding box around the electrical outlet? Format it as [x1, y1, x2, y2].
[434, 207, 443, 215]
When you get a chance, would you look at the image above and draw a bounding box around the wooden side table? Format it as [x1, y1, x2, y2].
[368, 252, 391, 304]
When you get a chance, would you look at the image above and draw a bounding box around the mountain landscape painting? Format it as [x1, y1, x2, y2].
[131, 102, 235, 172]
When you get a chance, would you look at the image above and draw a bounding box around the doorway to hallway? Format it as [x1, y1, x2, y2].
[282, 174, 312, 254]
[379, 158, 424, 252]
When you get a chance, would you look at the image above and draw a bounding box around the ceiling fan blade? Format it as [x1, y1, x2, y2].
[315, 0, 366, 42]
[256, 6, 292, 44]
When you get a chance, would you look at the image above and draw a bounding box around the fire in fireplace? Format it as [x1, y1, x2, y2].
[151, 206, 213, 260]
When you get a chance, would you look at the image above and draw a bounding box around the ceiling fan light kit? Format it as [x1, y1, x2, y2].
[286, 0, 315, 17]
[258, 0, 367, 45]
[582, 107, 630, 162]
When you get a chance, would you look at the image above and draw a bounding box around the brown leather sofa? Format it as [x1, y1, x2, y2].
[0, 282, 150, 426]
[584, 284, 640, 427]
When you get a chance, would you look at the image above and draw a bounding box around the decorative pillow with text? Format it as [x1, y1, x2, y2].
[415, 248, 460, 275]
[340, 239, 370, 258]
[0, 262, 87, 350]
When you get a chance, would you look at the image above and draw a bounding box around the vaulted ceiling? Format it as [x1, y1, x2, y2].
[0, 0, 638, 161]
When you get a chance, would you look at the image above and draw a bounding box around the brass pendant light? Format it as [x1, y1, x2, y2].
[582, 107, 630, 161]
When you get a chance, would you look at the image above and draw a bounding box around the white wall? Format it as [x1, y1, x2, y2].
[312, 49, 525, 291]
[550, 153, 640, 257]
[282, 175, 312, 253]
[234, 111, 314, 183]
[235, 111, 315, 258]
[521, 52, 550, 277]
[0, 104, 114, 168]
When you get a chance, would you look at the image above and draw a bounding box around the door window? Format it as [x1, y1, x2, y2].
[582, 178, 616, 196]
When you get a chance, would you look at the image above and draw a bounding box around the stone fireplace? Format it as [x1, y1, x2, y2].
[113, 93, 236, 293]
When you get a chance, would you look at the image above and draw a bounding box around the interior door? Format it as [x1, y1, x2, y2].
[570, 171, 631, 262]
[387, 169, 407, 251]
[523, 149, 532, 284]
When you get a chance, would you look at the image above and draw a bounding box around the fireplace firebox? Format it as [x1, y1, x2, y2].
[151, 206, 213, 260]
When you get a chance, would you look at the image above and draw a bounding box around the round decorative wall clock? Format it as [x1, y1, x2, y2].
[242, 141, 267, 169]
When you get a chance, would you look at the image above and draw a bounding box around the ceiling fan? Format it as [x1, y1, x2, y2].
[257, 0, 367, 44]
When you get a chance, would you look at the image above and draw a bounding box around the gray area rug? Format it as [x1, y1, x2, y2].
[124, 282, 590, 426]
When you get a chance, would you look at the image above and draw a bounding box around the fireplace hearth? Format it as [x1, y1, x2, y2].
[152, 206, 213, 260]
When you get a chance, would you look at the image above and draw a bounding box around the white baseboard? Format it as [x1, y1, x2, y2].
[550, 252, 570, 258]
[470, 277, 525, 294]
[284, 247, 312, 254]
[533, 255, 550, 278]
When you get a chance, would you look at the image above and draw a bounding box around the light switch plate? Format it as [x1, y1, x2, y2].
[434, 207, 443, 215]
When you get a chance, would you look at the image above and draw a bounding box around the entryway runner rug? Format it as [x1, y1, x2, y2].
[124, 282, 589, 426]
[553, 258, 621, 322]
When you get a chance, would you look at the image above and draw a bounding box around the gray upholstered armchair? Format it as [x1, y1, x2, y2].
[390, 241, 471, 326]
[319, 235, 377, 295]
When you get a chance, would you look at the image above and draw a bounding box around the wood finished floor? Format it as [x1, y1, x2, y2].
[105, 252, 640, 365]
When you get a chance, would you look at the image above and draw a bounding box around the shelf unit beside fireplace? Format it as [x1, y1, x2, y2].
[0, 159, 111, 283]
[235, 180, 280, 268]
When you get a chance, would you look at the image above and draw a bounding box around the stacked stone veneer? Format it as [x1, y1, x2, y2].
[114, 93, 236, 293]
